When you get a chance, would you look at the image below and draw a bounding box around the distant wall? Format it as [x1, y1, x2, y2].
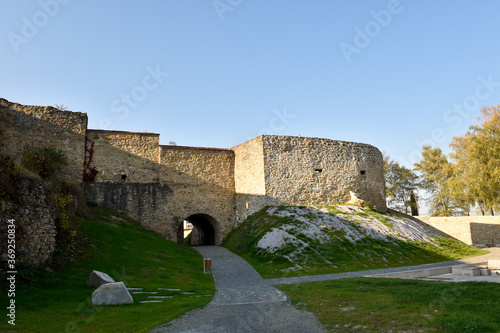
[417, 216, 500, 246]
[0, 99, 87, 182]
[261, 136, 387, 211]
[86, 130, 160, 183]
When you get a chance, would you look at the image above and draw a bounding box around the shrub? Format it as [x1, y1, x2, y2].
[21, 145, 67, 180]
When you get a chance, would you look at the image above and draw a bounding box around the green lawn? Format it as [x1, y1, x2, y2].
[279, 278, 500, 332]
[0, 206, 215, 332]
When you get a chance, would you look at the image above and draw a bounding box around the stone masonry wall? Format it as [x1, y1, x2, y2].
[158, 146, 237, 242]
[0, 99, 87, 183]
[86, 130, 160, 183]
[261, 136, 387, 211]
[160, 146, 235, 190]
[417, 216, 500, 246]
[1, 178, 56, 265]
[231, 136, 266, 195]
[2, 99, 389, 246]
[231, 137, 272, 223]
[87, 144, 237, 244]
[86, 181, 236, 244]
[159, 146, 236, 241]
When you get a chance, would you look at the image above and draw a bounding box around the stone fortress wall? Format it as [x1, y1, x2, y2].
[0, 98, 87, 182]
[232, 135, 387, 223]
[86, 130, 161, 183]
[1, 99, 387, 247]
[262, 136, 386, 210]
[0, 99, 87, 264]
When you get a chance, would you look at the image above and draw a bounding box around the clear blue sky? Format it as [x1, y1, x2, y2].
[2, 1, 500, 168]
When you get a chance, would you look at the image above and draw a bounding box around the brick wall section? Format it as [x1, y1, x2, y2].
[417, 216, 500, 246]
[86, 130, 161, 183]
[0, 99, 87, 182]
[261, 136, 387, 210]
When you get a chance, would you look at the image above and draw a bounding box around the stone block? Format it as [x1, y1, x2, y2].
[452, 265, 467, 276]
[488, 260, 500, 270]
[461, 267, 480, 277]
[480, 268, 491, 276]
[87, 270, 115, 287]
[92, 282, 134, 306]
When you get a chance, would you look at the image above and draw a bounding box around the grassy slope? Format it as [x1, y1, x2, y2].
[223, 206, 488, 279]
[0, 206, 214, 333]
[278, 278, 500, 332]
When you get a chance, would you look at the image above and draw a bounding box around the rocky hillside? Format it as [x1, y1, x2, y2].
[223, 205, 486, 278]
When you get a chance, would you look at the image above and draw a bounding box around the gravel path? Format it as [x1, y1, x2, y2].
[151, 246, 500, 332]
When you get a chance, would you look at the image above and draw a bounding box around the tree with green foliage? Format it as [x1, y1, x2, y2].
[449, 105, 500, 215]
[446, 162, 473, 216]
[410, 190, 419, 216]
[384, 154, 419, 214]
[414, 146, 454, 216]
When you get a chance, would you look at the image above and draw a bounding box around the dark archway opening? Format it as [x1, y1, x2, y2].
[176, 214, 218, 245]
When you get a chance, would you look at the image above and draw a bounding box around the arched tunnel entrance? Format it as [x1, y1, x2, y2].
[177, 214, 219, 245]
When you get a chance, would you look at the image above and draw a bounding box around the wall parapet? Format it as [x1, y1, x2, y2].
[160, 145, 232, 152]
[88, 129, 160, 136]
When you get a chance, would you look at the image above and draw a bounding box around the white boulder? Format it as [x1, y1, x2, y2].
[92, 281, 134, 306]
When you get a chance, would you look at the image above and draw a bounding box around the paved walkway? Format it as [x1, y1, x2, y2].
[151, 246, 500, 332]
[267, 247, 500, 285]
[151, 246, 327, 333]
